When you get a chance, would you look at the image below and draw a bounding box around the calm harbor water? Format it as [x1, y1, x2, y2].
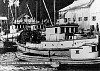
[0, 41, 100, 71]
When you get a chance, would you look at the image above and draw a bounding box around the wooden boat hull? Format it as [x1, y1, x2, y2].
[15, 51, 100, 65]
[15, 35, 99, 62]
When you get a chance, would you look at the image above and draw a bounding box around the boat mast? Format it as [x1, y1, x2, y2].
[15, 3, 17, 25]
[54, 0, 56, 25]
[14, 0, 19, 28]
[36, 0, 38, 24]
[7, 1, 10, 40]
[40, 0, 42, 23]
[42, 0, 53, 26]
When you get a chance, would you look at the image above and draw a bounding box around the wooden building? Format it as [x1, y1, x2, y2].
[59, 0, 100, 31]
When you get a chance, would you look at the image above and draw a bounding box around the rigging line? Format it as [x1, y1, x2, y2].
[26, 4, 34, 21]
[42, 0, 53, 26]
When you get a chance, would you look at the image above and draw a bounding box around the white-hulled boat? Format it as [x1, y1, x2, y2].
[15, 23, 99, 64]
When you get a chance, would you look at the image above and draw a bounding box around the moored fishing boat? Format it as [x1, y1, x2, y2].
[15, 0, 100, 64]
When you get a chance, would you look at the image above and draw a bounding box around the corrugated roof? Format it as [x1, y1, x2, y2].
[59, 0, 94, 12]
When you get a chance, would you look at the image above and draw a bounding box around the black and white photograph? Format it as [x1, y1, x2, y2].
[0, 0, 100, 71]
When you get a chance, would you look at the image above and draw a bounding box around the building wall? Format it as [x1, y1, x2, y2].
[64, 8, 90, 30]
[90, 0, 100, 31]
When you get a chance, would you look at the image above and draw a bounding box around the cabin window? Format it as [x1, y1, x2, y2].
[55, 28, 57, 33]
[92, 46, 97, 52]
[92, 16, 96, 21]
[75, 27, 78, 33]
[66, 27, 69, 33]
[78, 17, 82, 21]
[76, 50, 80, 54]
[38, 25, 40, 29]
[41, 25, 43, 29]
[61, 27, 65, 33]
[59, 14, 61, 19]
[64, 18, 67, 22]
[84, 17, 88, 21]
[71, 27, 74, 33]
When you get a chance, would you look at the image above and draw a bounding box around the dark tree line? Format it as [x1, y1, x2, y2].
[17, 29, 46, 44]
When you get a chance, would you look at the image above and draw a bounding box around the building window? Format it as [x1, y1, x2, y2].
[66, 27, 69, 33]
[84, 17, 88, 21]
[64, 18, 67, 22]
[61, 27, 65, 33]
[59, 14, 61, 19]
[92, 46, 97, 52]
[92, 16, 96, 21]
[55, 28, 57, 33]
[76, 50, 80, 54]
[90, 25, 94, 31]
[59, 14, 65, 19]
[68, 18, 71, 22]
[73, 18, 76, 22]
[78, 17, 82, 21]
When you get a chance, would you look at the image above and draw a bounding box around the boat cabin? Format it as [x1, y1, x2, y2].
[70, 44, 98, 59]
[46, 23, 79, 41]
